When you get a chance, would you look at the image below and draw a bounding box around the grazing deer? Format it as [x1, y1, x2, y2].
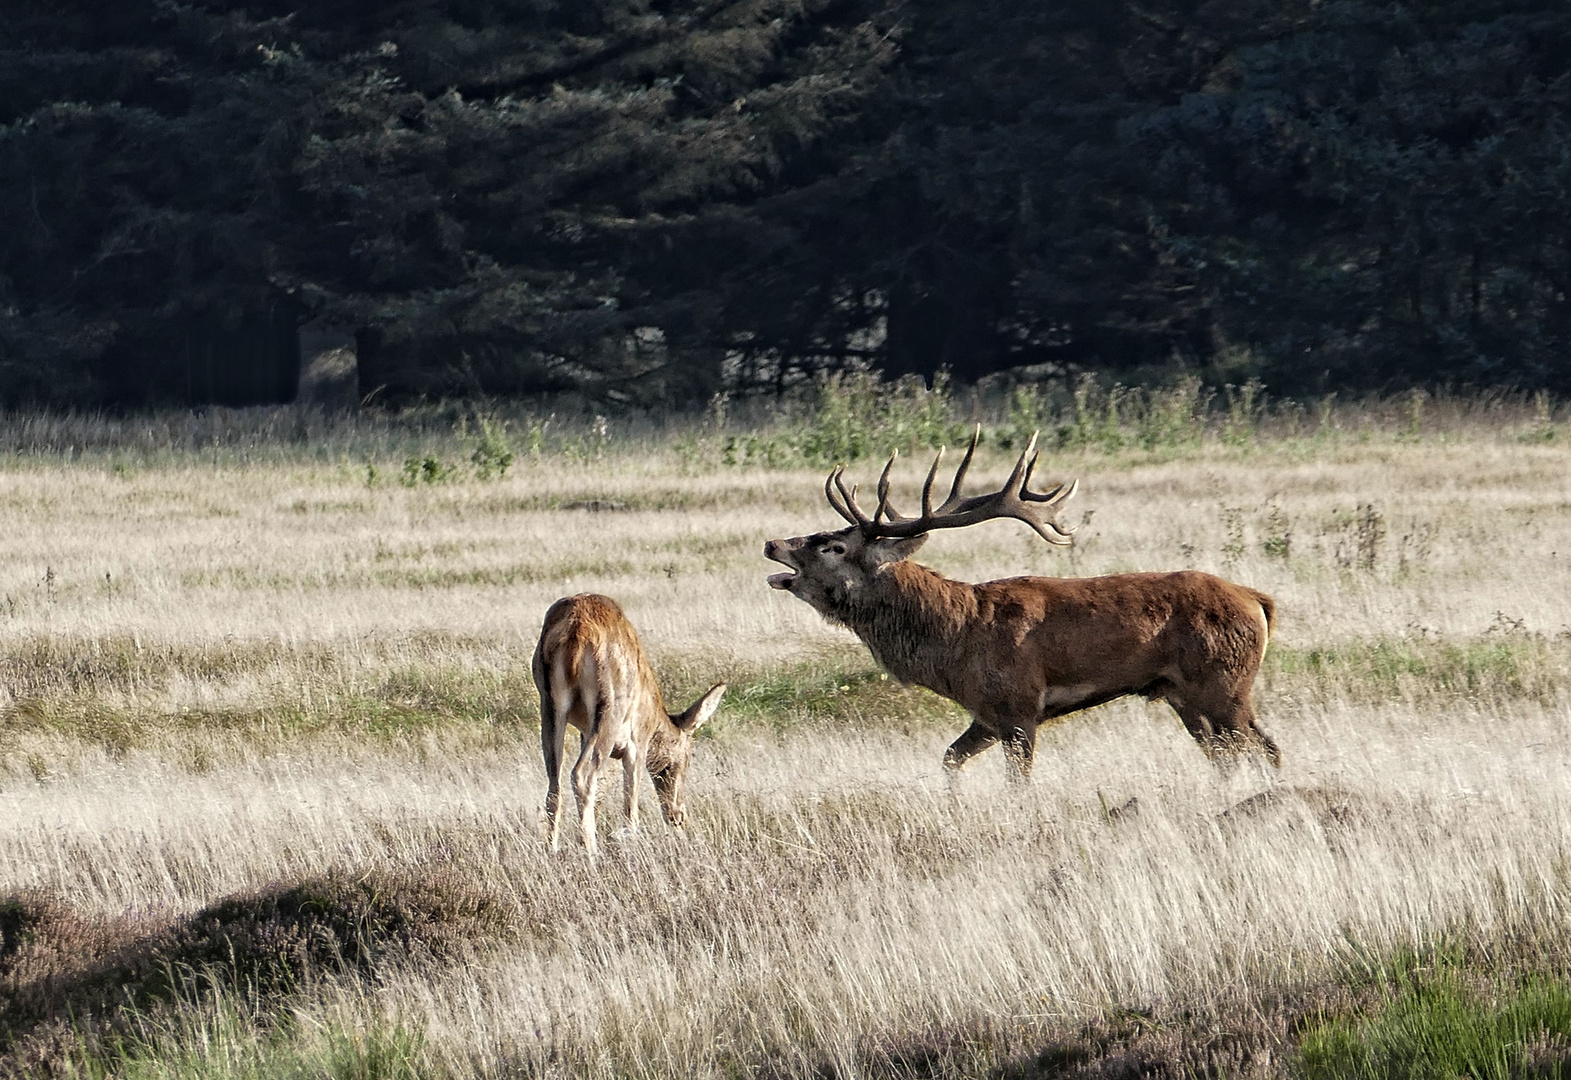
[532, 594, 726, 854]
[764, 428, 1279, 776]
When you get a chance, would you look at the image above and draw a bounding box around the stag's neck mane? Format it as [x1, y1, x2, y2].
[837, 560, 977, 688]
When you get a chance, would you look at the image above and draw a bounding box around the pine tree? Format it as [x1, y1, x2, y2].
[0, 1, 311, 404]
[281, 0, 896, 402]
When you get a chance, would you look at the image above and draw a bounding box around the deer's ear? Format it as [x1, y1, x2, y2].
[675, 682, 726, 732]
[865, 533, 928, 566]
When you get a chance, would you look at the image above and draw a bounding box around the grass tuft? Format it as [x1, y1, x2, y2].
[1266, 634, 1565, 704]
[1300, 962, 1571, 1080]
[72, 995, 434, 1080]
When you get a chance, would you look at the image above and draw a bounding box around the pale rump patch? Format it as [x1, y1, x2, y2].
[552, 650, 594, 732]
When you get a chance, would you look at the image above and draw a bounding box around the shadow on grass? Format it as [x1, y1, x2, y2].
[0, 869, 513, 1077]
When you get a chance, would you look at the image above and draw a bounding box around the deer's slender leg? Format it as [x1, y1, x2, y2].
[535, 656, 569, 851]
[1177, 688, 1281, 768]
[542, 713, 569, 851]
[1169, 696, 1217, 752]
[943, 720, 1001, 772]
[572, 743, 610, 856]
[572, 697, 615, 856]
[622, 742, 641, 832]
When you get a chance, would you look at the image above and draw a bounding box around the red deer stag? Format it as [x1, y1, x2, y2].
[533, 594, 726, 854]
[763, 429, 1279, 776]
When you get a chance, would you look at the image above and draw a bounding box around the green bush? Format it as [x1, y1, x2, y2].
[797, 370, 967, 466]
[1006, 374, 1208, 455]
[715, 370, 968, 468]
[398, 456, 454, 486]
[468, 415, 515, 479]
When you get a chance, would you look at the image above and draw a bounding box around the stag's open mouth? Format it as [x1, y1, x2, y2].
[764, 542, 798, 590]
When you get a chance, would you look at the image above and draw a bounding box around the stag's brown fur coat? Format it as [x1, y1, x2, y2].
[765, 529, 1278, 774]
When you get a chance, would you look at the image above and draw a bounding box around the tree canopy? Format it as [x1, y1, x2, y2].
[2, 0, 1568, 406]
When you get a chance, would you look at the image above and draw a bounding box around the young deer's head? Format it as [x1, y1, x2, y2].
[765, 429, 1077, 623]
[649, 683, 726, 826]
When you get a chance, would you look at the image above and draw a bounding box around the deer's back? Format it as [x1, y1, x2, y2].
[536, 594, 663, 728]
[950, 570, 1272, 703]
[973, 569, 1265, 644]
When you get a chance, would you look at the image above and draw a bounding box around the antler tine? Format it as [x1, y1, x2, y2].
[1021, 446, 1041, 494]
[1027, 476, 1079, 508]
[834, 470, 874, 526]
[996, 431, 1039, 500]
[920, 446, 944, 517]
[873, 450, 899, 524]
[938, 424, 982, 511]
[1023, 515, 1077, 545]
[824, 466, 862, 526]
[830, 423, 1077, 544]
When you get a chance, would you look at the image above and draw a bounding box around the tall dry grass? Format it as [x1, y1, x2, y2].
[1, 397, 1570, 1076]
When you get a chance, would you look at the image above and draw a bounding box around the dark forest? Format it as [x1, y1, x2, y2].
[2, 0, 1568, 407]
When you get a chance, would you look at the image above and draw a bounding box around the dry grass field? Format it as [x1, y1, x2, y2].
[3, 393, 1571, 1078]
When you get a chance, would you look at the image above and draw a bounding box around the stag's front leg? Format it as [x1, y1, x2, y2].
[943, 720, 1001, 773]
[1000, 722, 1040, 780]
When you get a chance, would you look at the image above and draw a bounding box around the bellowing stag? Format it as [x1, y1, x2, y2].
[763, 429, 1279, 776]
[533, 594, 726, 854]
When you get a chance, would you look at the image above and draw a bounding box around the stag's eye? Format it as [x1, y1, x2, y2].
[823, 542, 847, 556]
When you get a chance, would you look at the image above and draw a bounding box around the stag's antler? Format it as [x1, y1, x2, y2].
[824, 425, 1078, 545]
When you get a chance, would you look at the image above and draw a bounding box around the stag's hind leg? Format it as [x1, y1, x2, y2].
[1170, 687, 1280, 768]
[1218, 691, 1280, 766]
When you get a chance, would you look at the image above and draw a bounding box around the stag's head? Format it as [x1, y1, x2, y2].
[764, 428, 1078, 620]
[649, 683, 726, 826]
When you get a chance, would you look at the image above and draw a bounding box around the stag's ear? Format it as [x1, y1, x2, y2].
[675, 682, 726, 732]
[864, 533, 928, 566]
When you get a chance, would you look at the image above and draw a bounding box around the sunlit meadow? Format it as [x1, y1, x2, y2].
[3, 387, 1571, 1077]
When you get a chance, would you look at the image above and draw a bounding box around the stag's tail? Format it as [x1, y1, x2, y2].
[1254, 590, 1275, 641]
[1250, 589, 1280, 768]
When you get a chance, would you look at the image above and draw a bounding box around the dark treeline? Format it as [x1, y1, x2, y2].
[2, 0, 1568, 407]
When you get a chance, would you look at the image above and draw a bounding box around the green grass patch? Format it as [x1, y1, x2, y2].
[0, 662, 537, 765]
[6, 631, 1567, 767]
[0, 649, 967, 767]
[1267, 635, 1564, 703]
[77, 1010, 433, 1080]
[1299, 961, 1571, 1079]
[666, 654, 965, 735]
[179, 559, 642, 590]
